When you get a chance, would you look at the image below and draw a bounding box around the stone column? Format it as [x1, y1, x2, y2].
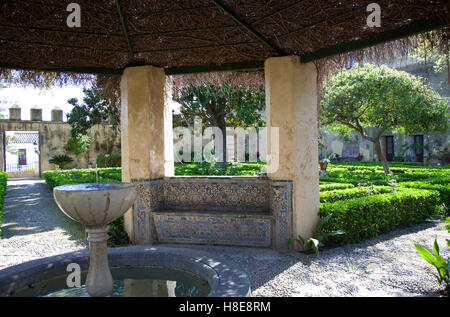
[120, 65, 174, 241]
[265, 56, 320, 250]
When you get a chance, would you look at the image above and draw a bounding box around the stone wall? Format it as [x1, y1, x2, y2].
[0, 107, 121, 175]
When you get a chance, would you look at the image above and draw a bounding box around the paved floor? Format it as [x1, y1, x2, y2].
[0, 178, 86, 270]
[0, 178, 448, 297]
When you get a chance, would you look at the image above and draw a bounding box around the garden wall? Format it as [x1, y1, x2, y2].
[0, 112, 121, 175]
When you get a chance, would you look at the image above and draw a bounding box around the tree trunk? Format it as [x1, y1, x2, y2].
[215, 117, 227, 168]
[373, 138, 390, 174]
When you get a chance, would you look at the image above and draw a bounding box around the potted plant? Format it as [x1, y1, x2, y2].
[319, 158, 330, 171]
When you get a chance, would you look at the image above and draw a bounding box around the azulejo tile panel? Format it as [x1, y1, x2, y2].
[164, 179, 270, 212]
[153, 213, 272, 247]
[270, 181, 293, 250]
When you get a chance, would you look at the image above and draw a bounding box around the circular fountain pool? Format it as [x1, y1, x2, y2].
[0, 246, 251, 297]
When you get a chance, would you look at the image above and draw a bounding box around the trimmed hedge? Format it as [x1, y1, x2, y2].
[319, 187, 440, 245]
[43, 168, 122, 189]
[0, 172, 8, 239]
[320, 186, 393, 203]
[319, 183, 355, 192]
[398, 181, 450, 206]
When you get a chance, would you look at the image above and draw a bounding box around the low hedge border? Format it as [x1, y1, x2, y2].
[319, 183, 355, 191]
[319, 187, 441, 245]
[320, 186, 393, 203]
[398, 181, 450, 206]
[0, 172, 8, 239]
[43, 168, 122, 189]
[42, 168, 126, 246]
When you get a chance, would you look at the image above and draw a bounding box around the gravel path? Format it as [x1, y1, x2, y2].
[0, 178, 87, 270]
[0, 178, 448, 296]
[169, 219, 449, 297]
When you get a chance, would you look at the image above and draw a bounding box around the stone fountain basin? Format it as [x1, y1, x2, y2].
[53, 183, 137, 227]
[0, 246, 251, 297]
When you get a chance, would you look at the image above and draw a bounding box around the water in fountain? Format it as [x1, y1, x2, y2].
[11, 267, 211, 297]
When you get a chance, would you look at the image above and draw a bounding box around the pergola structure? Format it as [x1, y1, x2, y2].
[1, 1, 448, 249]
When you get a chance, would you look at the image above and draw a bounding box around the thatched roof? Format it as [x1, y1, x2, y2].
[0, 0, 448, 76]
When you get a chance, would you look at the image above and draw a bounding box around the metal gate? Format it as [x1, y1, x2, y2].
[3, 131, 41, 178]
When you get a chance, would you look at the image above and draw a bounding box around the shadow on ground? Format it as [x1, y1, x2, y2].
[1, 178, 85, 241]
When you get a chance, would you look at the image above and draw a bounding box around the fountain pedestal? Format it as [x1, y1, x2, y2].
[53, 183, 137, 297]
[85, 227, 113, 297]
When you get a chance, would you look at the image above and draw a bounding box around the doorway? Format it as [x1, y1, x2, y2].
[411, 135, 424, 162]
[384, 136, 394, 161]
[3, 131, 41, 178]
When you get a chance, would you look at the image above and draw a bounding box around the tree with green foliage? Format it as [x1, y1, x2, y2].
[67, 88, 120, 136]
[173, 82, 265, 165]
[320, 64, 448, 174]
[65, 134, 90, 155]
[409, 31, 449, 76]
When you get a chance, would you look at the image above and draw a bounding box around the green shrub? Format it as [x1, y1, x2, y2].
[319, 188, 440, 245]
[97, 154, 122, 168]
[66, 134, 90, 155]
[320, 186, 393, 203]
[43, 168, 122, 189]
[49, 154, 74, 169]
[319, 183, 355, 191]
[398, 181, 450, 207]
[0, 172, 8, 239]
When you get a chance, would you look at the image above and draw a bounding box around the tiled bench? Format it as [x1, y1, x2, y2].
[131, 177, 293, 250]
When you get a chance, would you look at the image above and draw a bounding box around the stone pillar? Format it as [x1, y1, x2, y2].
[9, 107, 21, 120]
[51, 109, 63, 122]
[30, 108, 42, 121]
[120, 65, 174, 241]
[265, 56, 320, 250]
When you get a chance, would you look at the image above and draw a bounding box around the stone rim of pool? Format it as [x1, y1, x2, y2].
[0, 246, 251, 297]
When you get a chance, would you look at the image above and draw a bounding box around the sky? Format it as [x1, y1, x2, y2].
[0, 84, 182, 121]
[0, 85, 87, 121]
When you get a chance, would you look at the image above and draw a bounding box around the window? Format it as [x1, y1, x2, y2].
[18, 148, 27, 165]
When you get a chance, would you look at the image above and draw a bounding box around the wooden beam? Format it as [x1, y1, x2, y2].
[115, 0, 134, 58]
[251, 0, 307, 25]
[209, 0, 284, 55]
[165, 61, 264, 75]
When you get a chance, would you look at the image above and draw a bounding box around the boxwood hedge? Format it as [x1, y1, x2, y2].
[319, 187, 440, 245]
[0, 172, 8, 239]
[320, 186, 393, 203]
